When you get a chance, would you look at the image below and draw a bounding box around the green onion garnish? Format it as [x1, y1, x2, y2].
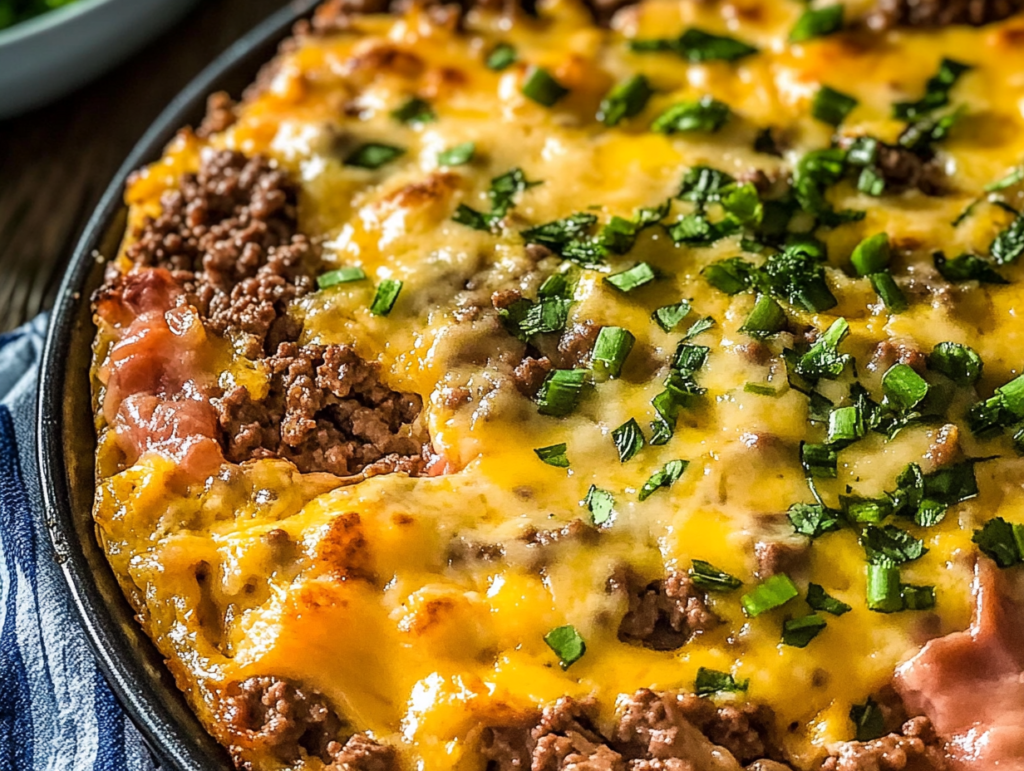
[630, 28, 757, 63]
[861, 525, 927, 566]
[850, 233, 891, 276]
[544, 625, 586, 669]
[739, 295, 787, 338]
[787, 503, 841, 538]
[651, 96, 731, 134]
[521, 67, 569, 107]
[317, 267, 367, 289]
[933, 252, 1008, 285]
[866, 563, 903, 613]
[612, 418, 646, 462]
[812, 86, 858, 127]
[583, 485, 616, 526]
[801, 442, 838, 479]
[605, 263, 657, 292]
[639, 459, 688, 502]
[369, 279, 402, 316]
[744, 383, 780, 397]
[695, 667, 748, 696]
[591, 327, 635, 380]
[652, 300, 692, 332]
[598, 74, 652, 127]
[486, 42, 517, 71]
[901, 584, 936, 611]
[807, 583, 851, 616]
[882, 363, 930, 412]
[841, 496, 891, 525]
[741, 574, 799, 617]
[534, 443, 569, 468]
[991, 213, 1024, 265]
[438, 141, 475, 167]
[391, 97, 435, 125]
[850, 699, 886, 742]
[536, 369, 588, 417]
[893, 58, 971, 121]
[795, 318, 850, 381]
[972, 517, 1024, 568]
[702, 258, 752, 295]
[827, 405, 865, 446]
[782, 614, 827, 648]
[689, 559, 741, 591]
[344, 143, 405, 169]
[869, 271, 908, 313]
[789, 4, 844, 43]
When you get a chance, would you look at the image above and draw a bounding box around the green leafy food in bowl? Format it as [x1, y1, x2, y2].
[0, 0, 79, 31]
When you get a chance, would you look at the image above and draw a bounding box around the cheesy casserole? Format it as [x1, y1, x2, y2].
[89, 1, 1024, 769]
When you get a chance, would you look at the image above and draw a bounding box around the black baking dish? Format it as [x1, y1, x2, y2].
[36, 2, 318, 768]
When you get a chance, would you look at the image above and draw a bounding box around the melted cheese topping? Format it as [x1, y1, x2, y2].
[94, 2, 1024, 769]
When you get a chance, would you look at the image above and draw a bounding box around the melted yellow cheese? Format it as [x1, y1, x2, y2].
[93, 2, 1024, 769]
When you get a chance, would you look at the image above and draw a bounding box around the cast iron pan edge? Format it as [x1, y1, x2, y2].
[37, 2, 319, 768]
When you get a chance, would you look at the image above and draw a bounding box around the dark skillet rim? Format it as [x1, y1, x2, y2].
[36, 2, 319, 769]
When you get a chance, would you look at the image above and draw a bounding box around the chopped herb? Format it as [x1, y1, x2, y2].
[592, 327, 635, 380]
[744, 382, 780, 397]
[866, 563, 903, 613]
[702, 257, 754, 295]
[789, 4, 844, 43]
[679, 166, 735, 209]
[653, 300, 692, 332]
[695, 667, 749, 696]
[901, 584, 936, 611]
[631, 28, 758, 62]
[689, 559, 742, 591]
[344, 143, 405, 169]
[452, 204, 492, 231]
[683, 316, 716, 340]
[742, 574, 800, 617]
[990, 213, 1024, 265]
[882, 363, 930, 412]
[583, 485, 616, 526]
[788, 503, 842, 538]
[521, 67, 569, 107]
[668, 213, 739, 246]
[986, 165, 1024, 193]
[763, 240, 838, 312]
[783, 613, 827, 648]
[317, 267, 366, 288]
[598, 74, 653, 127]
[893, 58, 971, 122]
[652, 96, 731, 134]
[827, 405, 865, 446]
[721, 182, 764, 227]
[841, 496, 892, 525]
[861, 524, 927, 565]
[850, 233, 891, 276]
[486, 42, 517, 71]
[391, 97, 435, 125]
[438, 141, 476, 167]
[889, 460, 979, 525]
[650, 390, 682, 446]
[612, 418, 646, 462]
[933, 252, 1008, 284]
[534, 443, 570, 468]
[869, 272, 908, 313]
[537, 369, 589, 417]
[605, 263, 657, 292]
[898, 107, 964, 155]
[522, 213, 598, 252]
[972, 517, 1024, 568]
[454, 167, 538, 232]
[793, 148, 864, 227]
[928, 342, 982, 386]
[801, 442, 838, 479]
[850, 699, 887, 742]
[807, 583, 851, 616]
[369, 279, 402, 316]
[795, 318, 850, 381]
[740, 295, 787, 338]
[519, 296, 571, 337]
[544, 625, 586, 669]
[812, 86, 858, 127]
[639, 459, 688, 501]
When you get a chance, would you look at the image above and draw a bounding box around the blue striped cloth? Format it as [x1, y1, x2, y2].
[0, 316, 156, 771]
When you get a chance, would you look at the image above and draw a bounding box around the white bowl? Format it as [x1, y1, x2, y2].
[0, 0, 200, 120]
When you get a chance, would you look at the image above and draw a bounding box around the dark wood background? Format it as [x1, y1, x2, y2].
[0, 0, 290, 331]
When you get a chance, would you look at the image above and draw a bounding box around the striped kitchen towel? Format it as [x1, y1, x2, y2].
[0, 315, 156, 771]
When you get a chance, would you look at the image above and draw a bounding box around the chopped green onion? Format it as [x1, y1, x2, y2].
[612, 418, 646, 462]
[344, 143, 405, 169]
[740, 295, 787, 338]
[928, 342, 982, 386]
[999, 374, 1024, 417]
[583, 485, 616, 526]
[605, 263, 657, 292]
[679, 166, 735, 208]
[882, 363, 930, 412]
[391, 97, 435, 125]
[534, 443, 569, 468]
[812, 86, 858, 127]
[933, 252, 1008, 285]
[369, 279, 402, 316]
[841, 496, 891, 525]
[521, 67, 569, 107]
[807, 583, 851, 616]
[789, 4, 844, 43]
[592, 327, 635, 379]
[702, 258, 753, 295]
[695, 667, 749, 696]
[651, 96, 731, 134]
[986, 165, 1024, 193]
[901, 584, 936, 611]
[598, 74, 653, 127]
[639, 459, 688, 502]
[544, 625, 586, 669]
[787, 503, 841, 538]
[317, 267, 367, 289]
[764, 240, 838, 312]
[438, 141, 476, 167]
[991, 213, 1024, 265]
[850, 233, 891, 276]
[720, 183, 764, 227]
[741, 574, 799, 617]
[653, 300, 692, 332]
[744, 382, 780, 397]
[827, 405, 865, 446]
[782, 613, 827, 648]
[486, 42, 517, 71]
[801, 442, 838, 479]
[683, 316, 716, 340]
[689, 559, 741, 591]
[537, 369, 589, 417]
[861, 524, 927, 566]
[850, 699, 887, 742]
[893, 58, 971, 122]
[869, 271, 908, 313]
[972, 517, 1023, 568]
[630, 28, 758, 62]
[867, 563, 903, 613]
[522, 213, 598, 252]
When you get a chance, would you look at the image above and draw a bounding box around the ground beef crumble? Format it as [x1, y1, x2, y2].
[868, 0, 1023, 29]
[821, 717, 948, 771]
[612, 569, 720, 651]
[215, 342, 425, 477]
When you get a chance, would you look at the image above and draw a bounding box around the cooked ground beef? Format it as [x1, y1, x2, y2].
[196, 92, 238, 138]
[123, 149, 316, 358]
[754, 540, 809, 580]
[221, 676, 343, 765]
[557, 322, 600, 369]
[513, 355, 554, 397]
[214, 342, 426, 477]
[612, 569, 720, 651]
[821, 717, 948, 771]
[868, 0, 1023, 29]
[520, 519, 596, 547]
[837, 138, 945, 197]
[325, 733, 399, 771]
[481, 690, 787, 771]
[869, 340, 927, 374]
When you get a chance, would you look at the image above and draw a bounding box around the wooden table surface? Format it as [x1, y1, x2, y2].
[0, 0, 290, 332]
